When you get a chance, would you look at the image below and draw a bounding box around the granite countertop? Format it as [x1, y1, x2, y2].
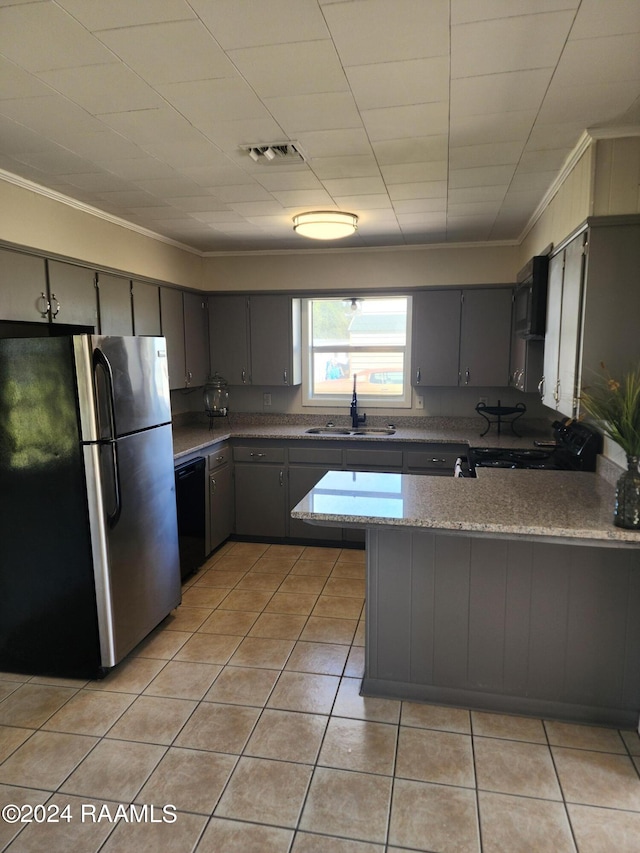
[290, 468, 640, 546]
[172, 415, 553, 459]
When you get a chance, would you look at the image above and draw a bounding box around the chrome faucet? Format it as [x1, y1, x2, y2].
[350, 374, 366, 429]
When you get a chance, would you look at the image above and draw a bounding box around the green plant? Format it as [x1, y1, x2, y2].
[580, 363, 640, 457]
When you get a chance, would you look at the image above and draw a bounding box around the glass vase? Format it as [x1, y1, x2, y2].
[614, 456, 640, 529]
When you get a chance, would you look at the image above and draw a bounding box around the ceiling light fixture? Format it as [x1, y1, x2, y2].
[263, 146, 276, 161]
[293, 211, 358, 240]
[248, 148, 260, 162]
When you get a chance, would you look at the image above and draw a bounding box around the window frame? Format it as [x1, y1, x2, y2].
[301, 295, 413, 409]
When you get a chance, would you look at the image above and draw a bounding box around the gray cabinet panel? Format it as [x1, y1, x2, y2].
[132, 280, 161, 336]
[209, 295, 250, 385]
[0, 248, 48, 323]
[234, 463, 286, 538]
[459, 288, 512, 387]
[467, 539, 508, 690]
[183, 292, 209, 387]
[160, 287, 186, 390]
[98, 273, 132, 335]
[288, 465, 342, 541]
[47, 260, 98, 328]
[345, 448, 403, 470]
[556, 235, 584, 416]
[542, 249, 564, 409]
[412, 289, 461, 386]
[250, 295, 301, 386]
[432, 536, 471, 687]
[209, 463, 234, 552]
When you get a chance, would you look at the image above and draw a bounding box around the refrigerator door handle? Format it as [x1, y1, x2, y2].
[93, 347, 122, 528]
[105, 439, 122, 529]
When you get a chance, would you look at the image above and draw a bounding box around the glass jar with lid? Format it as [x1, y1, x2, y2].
[203, 373, 229, 424]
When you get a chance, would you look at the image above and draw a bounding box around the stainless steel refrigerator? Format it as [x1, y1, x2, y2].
[0, 334, 181, 678]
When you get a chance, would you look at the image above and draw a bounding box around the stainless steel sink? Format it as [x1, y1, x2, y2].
[305, 427, 352, 435]
[350, 427, 396, 435]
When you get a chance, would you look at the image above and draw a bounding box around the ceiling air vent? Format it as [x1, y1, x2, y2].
[242, 142, 306, 164]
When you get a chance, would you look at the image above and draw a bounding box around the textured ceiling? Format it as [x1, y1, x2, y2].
[0, 0, 639, 253]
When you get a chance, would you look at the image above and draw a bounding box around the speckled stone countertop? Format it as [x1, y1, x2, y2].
[290, 468, 640, 546]
[172, 414, 552, 459]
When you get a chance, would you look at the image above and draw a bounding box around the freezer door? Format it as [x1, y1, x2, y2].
[91, 335, 171, 437]
[86, 422, 181, 666]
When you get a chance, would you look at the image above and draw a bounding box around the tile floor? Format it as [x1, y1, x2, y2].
[1, 540, 640, 852]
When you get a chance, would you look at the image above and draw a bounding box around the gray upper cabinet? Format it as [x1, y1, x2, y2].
[459, 288, 512, 387]
[209, 295, 250, 385]
[209, 294, 301, 386]
[160, 287, 209, 390]
[97, 273, 132, 335]
[47, 260, 98, 329]
[132, 280, 161, 336]
[412, 289, 461, 386]
[509, 305, 544, 394]
[0, 248, 49, 323]
[250, 295, 301, 386]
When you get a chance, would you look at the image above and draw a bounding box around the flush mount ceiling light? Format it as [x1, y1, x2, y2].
[241, 142, 306, 163]
[292, 211, 358, 240]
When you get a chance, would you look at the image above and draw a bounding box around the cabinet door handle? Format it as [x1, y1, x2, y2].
[283, 368, 288, 384]
[216, 455, 224, 463]
[432, 458, 446, 464]
[538, 377, 545, 399]
[279, 470, 284, 487]
[37, 292, 50, 318]
[416, 368, 421, 384]
[241, 369, 246, 384]
[465, 368, 470, 385]
[186, 370, 192, 387]
[50, 293, 60, 318]
[554, 379, 560, 403]
[250, 452, 266, 458]
[210, 477, 216, 494]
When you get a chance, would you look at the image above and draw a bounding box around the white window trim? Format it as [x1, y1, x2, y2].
[301, 296, 413, 409]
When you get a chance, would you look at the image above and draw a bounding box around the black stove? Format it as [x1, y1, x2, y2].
[467, 418, 602, 476]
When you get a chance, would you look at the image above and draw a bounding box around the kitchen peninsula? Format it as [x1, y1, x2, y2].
[291, 468, 640, 728]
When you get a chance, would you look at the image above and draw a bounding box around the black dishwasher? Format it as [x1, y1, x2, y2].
[174, 457, 206, 580]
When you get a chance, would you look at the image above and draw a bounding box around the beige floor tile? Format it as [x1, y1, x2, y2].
[318, 717, 397, 775]
[313, 595, 363, 619]
[0, 725, 33, 762]
[219, 589, 274, 611]
[0, 730, 97, 790]
[143, 660, 221, 700]
[5, 794, 117, 853]
[323, 577, 366, 598]
[106, 695, 196, 745]
[245, 709, 328, 763]
[552, 746, 640, 810]
[545, 719, 626, 753]
[300, 616, 357, 645]
[98, 810, 207, 853]
[302, 546, 341, 561]
[331, 561, 366, 578]
[193, 569, 247, 587]
[396, 726, 475, 787]
[0, 683, 78, 728]
[354, 619, 366, 646]
[474, 736, 562, 800]
[198, 609, 260, 636]
[266, 543, 306, 559]
[0, 785, 51, 851]
[264, 591, 319, 615]
[568, 802, 640, 853]
[26, 674, 88, 689]
[285, 641, 350, 676]
[215, 756, 312, 827]
[228, 636, 295, 669]
[129, 627, 191, 660]
[180, 586, 228, 609]
[42, 689, 134, 735]
[333, 677, 401, 724]
[278, 575, 327, 595]
[337, 548, 366, 564]
[203, 666, 279, 707]
[198, 817, 294, 853]
[479, 791, 576, 853]
[471, 710, 547, 743]
[300, 766, 392, 843]
[622, 728, 640, 756]
[268, 671, 340, 714]
[174, 701, 260, 753]
[250, 556, 298, 573]
[225, 542, 270, 560]
[163, 606, 213, 632]
[136, 746, 236, 814]
[60, 738, 166, 801]
[0, 683, 20, 703]
[174, 632, 242, 665]
[345, 645, 365, 677]
[235, 572, 285, 591]
[293, 834, 383, 852]
[402, 700, 471, 734]
[85, 657, 166, 694]
[291, 559, 335, 577]
[389, 778, 480, 852]
[248, 612, 307, 640]
[208, 554, 260, 572]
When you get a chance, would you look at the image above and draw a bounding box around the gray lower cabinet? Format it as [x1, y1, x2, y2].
[233, 445, 287, 538]
[97, 273, 133, 335]
[208, 445, 234, 553]
[288, 446, 344, 542]
[0, 248, 49, 323]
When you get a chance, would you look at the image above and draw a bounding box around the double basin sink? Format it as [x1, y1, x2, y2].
[305, 426, 396, 436]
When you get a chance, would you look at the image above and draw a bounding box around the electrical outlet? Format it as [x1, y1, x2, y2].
[263, 392, 272, 407]
[478, 396, 488, 406]
[415, 394, 424, 409]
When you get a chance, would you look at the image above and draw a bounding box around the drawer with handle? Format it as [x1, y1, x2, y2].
[406, 445, 467, 473]
[233, 445, 286, 464]
[207, 443, 231, 471]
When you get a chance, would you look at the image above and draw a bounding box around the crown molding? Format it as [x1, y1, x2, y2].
[0, 168, 202, 256]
